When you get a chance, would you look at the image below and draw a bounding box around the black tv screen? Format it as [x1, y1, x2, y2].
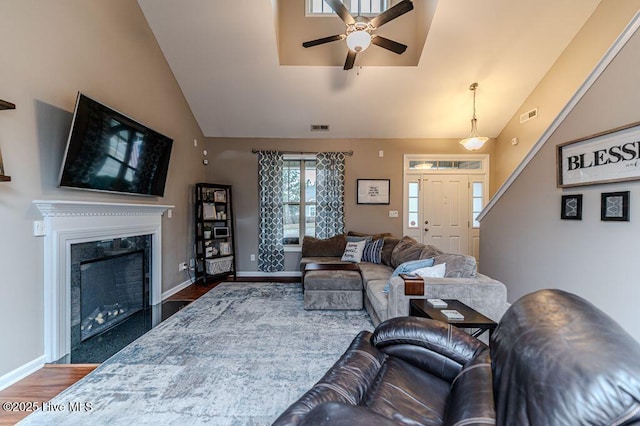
[59, 93, 173, 197]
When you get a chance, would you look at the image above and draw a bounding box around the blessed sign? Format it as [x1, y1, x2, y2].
[557, 122, 640, 187]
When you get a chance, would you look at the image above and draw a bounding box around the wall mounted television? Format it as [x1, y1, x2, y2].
[59, 93, 173, 197]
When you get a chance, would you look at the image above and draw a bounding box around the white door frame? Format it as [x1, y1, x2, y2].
[402, 154, 489, 258]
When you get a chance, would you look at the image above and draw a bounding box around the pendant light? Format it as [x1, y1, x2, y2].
[460, 82, 489, 151]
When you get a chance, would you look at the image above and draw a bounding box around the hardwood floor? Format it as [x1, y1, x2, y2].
[0, 364, 98, 425]
[0, 277, 299, 425]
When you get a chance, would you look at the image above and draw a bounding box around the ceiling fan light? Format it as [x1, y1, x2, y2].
[346, 30, 371, 52]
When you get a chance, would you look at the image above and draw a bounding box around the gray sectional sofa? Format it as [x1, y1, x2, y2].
[300, 233, 509, 326]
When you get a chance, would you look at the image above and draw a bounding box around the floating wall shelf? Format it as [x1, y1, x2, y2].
[0, 99, 16, 110]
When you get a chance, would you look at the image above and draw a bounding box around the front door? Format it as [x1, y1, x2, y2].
[403, 155, 488, 260]
[422, 174, 470, 254]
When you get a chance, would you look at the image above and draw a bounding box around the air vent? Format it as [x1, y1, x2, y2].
[310, 124, 330, 132]
[520, 108, 538, 124]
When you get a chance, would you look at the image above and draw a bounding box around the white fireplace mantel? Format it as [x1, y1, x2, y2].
[33, 200, 173, 362]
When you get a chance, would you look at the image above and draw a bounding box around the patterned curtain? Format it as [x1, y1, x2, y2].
[315, 152, 346, 238]
[257, 151, 285, 272]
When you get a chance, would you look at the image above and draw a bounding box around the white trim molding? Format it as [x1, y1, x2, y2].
[0, 355, 46, 391]
[33, 200, 173, 363]
[478, 11, 640, 222]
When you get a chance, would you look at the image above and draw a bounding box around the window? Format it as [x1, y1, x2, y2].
[472, 182, 483, 228]
[283, 158, 317, 245]
[407, 182, 419, 228]
[408, 160, 483, 171]
[307, 0, 388, 16]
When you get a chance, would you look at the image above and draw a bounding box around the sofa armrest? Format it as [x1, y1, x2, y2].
[372, 316, 487, 382]
[387, 274, 509, 322]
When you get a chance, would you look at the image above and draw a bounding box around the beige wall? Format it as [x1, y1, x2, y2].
[0, 1, 204, 379]
[481, 20, 640, 342]
[204, 137, 494, 272]
[491, 0, 640, 196]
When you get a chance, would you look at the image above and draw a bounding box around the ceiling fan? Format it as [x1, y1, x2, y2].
[302, 0, 414, 70]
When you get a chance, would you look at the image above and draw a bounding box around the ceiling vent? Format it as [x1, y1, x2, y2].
[520, 108, 538, 124]
[310, 124, 330, 131]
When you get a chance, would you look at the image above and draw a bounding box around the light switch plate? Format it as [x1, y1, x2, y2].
[389, 210, 399, 218]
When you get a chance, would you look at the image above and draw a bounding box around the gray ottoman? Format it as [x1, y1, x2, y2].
[304, 269, 363, 310]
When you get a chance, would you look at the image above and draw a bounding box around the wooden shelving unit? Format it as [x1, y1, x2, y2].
[194, 183, 237, 283]
[0, 99, 14, 181]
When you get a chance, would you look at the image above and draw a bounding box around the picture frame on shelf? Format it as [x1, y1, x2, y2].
[214, 190, 226, 203]
[561, 194, 582, 220]
[219, 242, 231, 255]
[601, 191, 630, 221]
[357, 179, 390, 205]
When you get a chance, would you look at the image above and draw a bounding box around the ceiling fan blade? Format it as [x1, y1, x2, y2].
[324, 0, 355, 25]
[370, 0, 414, 28]
[344, 50, 357, 70]
[371, 35, 408, 54]
[302, 34, 345, 48]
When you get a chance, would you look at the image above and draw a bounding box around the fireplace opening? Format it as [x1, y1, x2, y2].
[69, 236, 154, 363]
[80, 250, 146, 342]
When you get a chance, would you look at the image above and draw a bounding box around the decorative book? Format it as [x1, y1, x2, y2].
[441, 310, 464, 320]
[427, 299, 447, 308]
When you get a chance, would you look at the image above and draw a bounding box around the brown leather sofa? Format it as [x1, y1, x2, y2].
[273, 289, 640, 425]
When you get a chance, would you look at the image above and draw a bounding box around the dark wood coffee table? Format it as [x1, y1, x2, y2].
[409, 299, 497, 339]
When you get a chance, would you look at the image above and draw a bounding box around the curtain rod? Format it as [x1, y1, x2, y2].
[251, 149, 353, 156]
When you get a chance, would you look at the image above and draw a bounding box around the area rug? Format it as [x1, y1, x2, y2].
[21, 282, 373, 425]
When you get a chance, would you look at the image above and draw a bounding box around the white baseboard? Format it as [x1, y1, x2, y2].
[161, 278, 195, 300]
[236, 271, 302, 278]
[0, 355, 45, 391]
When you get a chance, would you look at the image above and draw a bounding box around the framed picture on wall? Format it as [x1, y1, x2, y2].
[601, 191, 630, 221]
[357, 179, 390, 205]
[561, 194, 582, 220]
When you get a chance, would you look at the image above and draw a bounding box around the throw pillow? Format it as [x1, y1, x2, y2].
[361, 238, 384, 264]
[380, 237, 400, 266]
[412, 263, 446, 278]
[346, 235, 372, 243]
[433, 253, 477, 278]
[341, 240, 366, 263]
[301, 234, 347, 257]
[390, 236, 425, 268]
[383, 257, 435, 292]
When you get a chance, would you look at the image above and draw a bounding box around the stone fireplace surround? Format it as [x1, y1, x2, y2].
[34, 200, 172, 363]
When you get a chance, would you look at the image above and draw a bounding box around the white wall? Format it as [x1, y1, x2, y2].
[480, 19, 640, 342]
[0, 1, 204, 381]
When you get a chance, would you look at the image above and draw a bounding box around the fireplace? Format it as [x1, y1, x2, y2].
[34, 200, 172, 363]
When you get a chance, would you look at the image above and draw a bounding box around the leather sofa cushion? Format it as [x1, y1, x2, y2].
[301, 234, 347, 257]
[364, 357, 450, 424]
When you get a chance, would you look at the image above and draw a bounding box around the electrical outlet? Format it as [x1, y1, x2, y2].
[178, 262, 187, 271]
[389, 210, 399, 218]
[250, 254, 256, 262]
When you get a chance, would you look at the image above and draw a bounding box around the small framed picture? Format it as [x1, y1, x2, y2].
[357, 179, 390, 205]
[214, 190, 226, 203]
[601, 191, 630, 221]
[561, 194, 582, 220]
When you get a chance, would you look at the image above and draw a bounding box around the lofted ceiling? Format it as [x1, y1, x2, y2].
[137, 0, 601, 139]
